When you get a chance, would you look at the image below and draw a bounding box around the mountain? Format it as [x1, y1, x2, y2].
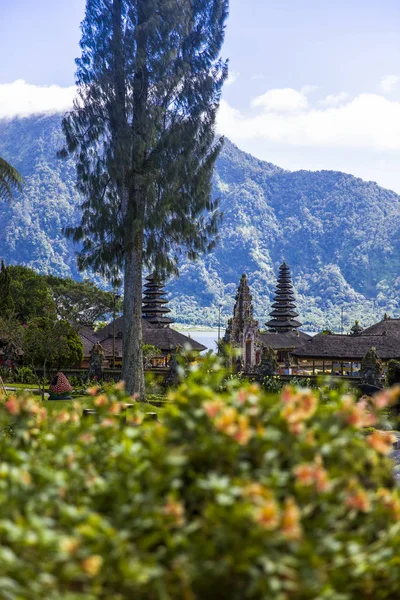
[1, 113, 400, 332]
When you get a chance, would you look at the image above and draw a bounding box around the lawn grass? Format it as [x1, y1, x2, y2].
[3, 385, 168, 419]
[39, 396, 167, 419]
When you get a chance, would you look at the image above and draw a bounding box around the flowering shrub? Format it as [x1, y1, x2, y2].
[0, 356, 400, 598]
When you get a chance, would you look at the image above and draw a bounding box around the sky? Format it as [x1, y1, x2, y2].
[1, 0, 400, 191]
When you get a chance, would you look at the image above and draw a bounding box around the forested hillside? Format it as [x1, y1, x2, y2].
[1, 114, 400, 331]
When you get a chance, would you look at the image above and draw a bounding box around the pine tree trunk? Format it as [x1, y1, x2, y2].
[122, 228, 145, 400]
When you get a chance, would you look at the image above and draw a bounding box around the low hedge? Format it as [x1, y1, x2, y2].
[0, 356, 400, 598]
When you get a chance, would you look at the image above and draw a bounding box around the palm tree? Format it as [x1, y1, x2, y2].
[0, 157, 23, 201]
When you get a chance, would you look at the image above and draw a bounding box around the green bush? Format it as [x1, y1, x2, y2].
[14, 365, 37, 384]
[387, 359, 400, 387]
[0, 358, 400, 598]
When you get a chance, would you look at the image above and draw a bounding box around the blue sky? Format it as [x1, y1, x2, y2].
[1, 0, 400, 191]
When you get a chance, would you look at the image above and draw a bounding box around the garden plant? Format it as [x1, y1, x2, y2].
[0, 355, 399, 598]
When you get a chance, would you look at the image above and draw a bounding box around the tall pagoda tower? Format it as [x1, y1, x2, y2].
[142, 274, 174, 327]
[265, 262, 302, 332]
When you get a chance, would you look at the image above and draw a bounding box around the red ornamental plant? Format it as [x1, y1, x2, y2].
[0, 358, 400, 599]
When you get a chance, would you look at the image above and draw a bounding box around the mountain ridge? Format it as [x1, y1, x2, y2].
[1, 113, 400, 332]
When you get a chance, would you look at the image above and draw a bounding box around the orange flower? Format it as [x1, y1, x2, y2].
[87, 386, 100, 396]
[163, 498, 185, 526]
[377, 488, 400, 520]
[282, 386, 295, 404]
[293, 457, 330, 492]
[233, 426, 253, 445]
[248, 383, 260, 394]
[114, 380, 125, 391]
[374, 385, 400, 409]
[367, 430, 396, 455]
[345, 486, 370, 512]
[281, 497, 302, 540]
[254, 499, 280, 530]
[281, 389, 318, 425]
[242, 482, 271, 502]
[203, 399, 225, 418]
[4, 395, 20, 415]
[339, 396, 376, 428]
[81, 555, 103, 576]
[293, 463, 315, 486]
[109, 402, 122, 414]
[94, 394, 108, 407]
[56, 411, 70, 424]
[79, 433, 95, 444]
[214, 408, 253, 445]
[288, 421, 305, 436]
[236, 390, 248, 404]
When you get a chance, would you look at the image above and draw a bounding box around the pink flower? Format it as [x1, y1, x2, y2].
[367, 430, 396, 455]
[4, 396, 20, 415]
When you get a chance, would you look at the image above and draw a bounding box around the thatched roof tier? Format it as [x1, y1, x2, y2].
[360, 318, 400, 337]
[269, 309, 299, 318]
[142, 273, 175, 327]
[86, 316, 206, 357]
[292, 333, 400, 361]
[266, 318, 302, 330]
[260, 330, 311, 350]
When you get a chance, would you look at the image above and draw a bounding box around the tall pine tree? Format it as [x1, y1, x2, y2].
[61, 0, 228, 398]
[0, 260, 14, 316]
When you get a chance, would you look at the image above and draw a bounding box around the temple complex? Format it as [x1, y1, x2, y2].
[78, 274, 205, 369]
[223, 264, 310, 372]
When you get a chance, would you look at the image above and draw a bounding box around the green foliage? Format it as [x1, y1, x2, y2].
[387, 359, 400, 387]
[23, 317, 83, 372]
[0, 155, 23, 201]
[0, 313, 25, 350]
[14, 366, 36, 384]
[44, 274, 120, 326]
[8, 265, 55, 322]
[0, 357, 399, 597]
[0, 260, 14, 316]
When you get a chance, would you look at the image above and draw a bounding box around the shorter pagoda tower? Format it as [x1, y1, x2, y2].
[142, 274, 174, 328]
[265, 262, 302, 332]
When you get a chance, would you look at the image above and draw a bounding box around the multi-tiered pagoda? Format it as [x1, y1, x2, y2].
[265, 262, 302, 332]
[142, 274, 174, 327]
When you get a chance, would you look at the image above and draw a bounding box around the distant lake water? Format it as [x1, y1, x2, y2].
[182, 329, 219, 353]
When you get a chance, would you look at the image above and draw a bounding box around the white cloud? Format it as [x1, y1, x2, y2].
[0, 80, 76, 119]
[217, 90, 400, 150]
[226, 71, 239, 86]
[320, 91, 351, 107]
[380, 75, 400, 94]
[252, 88, 308, 113]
